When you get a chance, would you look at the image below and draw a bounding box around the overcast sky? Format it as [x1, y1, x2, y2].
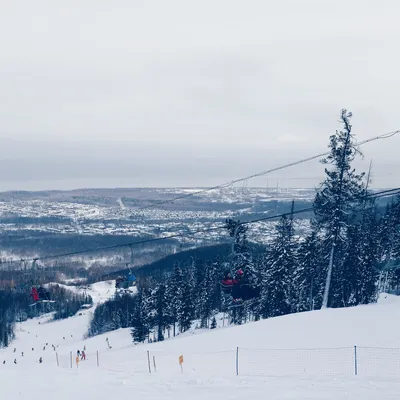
[0, 0, 399, 191]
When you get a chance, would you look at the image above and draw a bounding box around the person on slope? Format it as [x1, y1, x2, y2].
[81, 350, 86, 361]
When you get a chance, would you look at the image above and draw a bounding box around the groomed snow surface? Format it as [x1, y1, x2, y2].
[1, 284, 400, 399]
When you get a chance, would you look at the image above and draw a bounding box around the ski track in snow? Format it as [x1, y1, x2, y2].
[1, 289, 400, 399]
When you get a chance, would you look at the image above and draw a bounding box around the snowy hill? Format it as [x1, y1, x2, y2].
[1, 290, 400, 399]
[45, 280, 118, 305]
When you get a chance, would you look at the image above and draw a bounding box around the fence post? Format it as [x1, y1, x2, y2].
[354, 345, 358, 376]
[97, 350, 99, 367]
[147, 351, 152, 374]
[56, 352, 59, 367]
[236, 347, 239, 376]
[70, 351, 72, 369]
[153, 355, 157, 372]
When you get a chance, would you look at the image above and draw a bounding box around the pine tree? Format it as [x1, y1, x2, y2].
[163, 264, 195, 334]
[313, 109, 365, 308]
[177, 276, 194, 332]
[259, 215, 296, 318]
[355, 205, 379, 304]
[377, 197, 400, 292]
[293, 230, 324, 311]
[164, 263, 182, 337]
[198, 261, 220, 328]
[341, 223, 364, 306]
[153, 284, 166, 341]
[210, 316, 217, 329]
[131, 287, 152, 343]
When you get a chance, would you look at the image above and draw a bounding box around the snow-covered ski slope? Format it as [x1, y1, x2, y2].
[2, 289, 400, 399]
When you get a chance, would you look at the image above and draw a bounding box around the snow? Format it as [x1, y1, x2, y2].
[46, 279, 119, 305]
[2, 289, 400, 399]
[0, 187, 315, 253]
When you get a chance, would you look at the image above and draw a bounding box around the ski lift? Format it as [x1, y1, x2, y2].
[220, 269, 260, 304]
[114, 246, 137, 291]
[125, 245, 137, 285]
[28, 258, 53, 305]
[115, 275, 136, 290]
[20, 258, 28, 271]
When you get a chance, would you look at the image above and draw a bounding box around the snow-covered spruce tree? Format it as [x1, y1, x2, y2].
[259, 214, 296, 318]
[0, 306, 15, 348]
[293, 229, 325, 311]
[393, 197, 400, 261]
[377, 197, 400, 292]
[340, 203, 377, 306]
[313, 109, 365, 308]
[164, 263, 182, 337]
[152, 283, 167, 341]
[351, 167, 380, 304]
[131, 287, 152, 343]
[354, 202, 379, 304]
[210, 316, 217, 329]
[162, 282, 176, 339]
[390, 198, 400, 290]
[187, 258, 203, 321]
[210, 257, 224, 311]
[198, 260, 221, 328]
[177, 275, 194, 332]
[164, 263, 194, 334]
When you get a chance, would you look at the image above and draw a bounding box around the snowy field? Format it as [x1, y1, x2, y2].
[2, 285, 400, 399]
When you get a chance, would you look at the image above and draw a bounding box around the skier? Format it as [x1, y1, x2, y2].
[77, 350, 81, 357]
[81, 350, 86, 361]
[39, 357, 43, 363]
[14, 359, 17, 364]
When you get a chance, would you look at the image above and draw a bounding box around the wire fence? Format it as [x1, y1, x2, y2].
[57, 350, 99, 369]
[55, 346, 400, 377]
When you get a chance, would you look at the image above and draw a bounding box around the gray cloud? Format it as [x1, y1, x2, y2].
[0, 1, 399, 191]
